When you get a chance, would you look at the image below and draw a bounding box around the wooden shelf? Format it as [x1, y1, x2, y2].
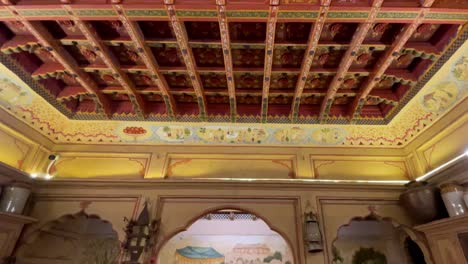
[416, 214, 468, 232]
[415, 214, 468, 264]
[0, 161, 33, 185]
[0, 211, 37, 224]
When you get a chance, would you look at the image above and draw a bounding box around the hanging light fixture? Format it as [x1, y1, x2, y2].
[304, 205, 323, 253]
[122, 202, 159, 264]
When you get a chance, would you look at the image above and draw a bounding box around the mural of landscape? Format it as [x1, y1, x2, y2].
[158, 212, 294, 264]
[160, 235, 294, 264]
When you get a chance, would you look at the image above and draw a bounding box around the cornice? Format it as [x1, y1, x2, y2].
[34, 178, 405, 192]
[415, 214, 468, 233]
[424, 156, 468, 186]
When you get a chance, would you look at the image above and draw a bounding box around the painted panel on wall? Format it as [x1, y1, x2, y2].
[158, 212, 294, 264]
[420, 119, 468, 170]
[156, 197, 303, 263]
[311, 157, 409, 180]
[161, 235, 294, 264]
[50, 153, 150, 178]
[165, 154, 296, 178]
[0, 125, 32, 169]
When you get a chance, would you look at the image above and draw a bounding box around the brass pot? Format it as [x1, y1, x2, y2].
[399, 181, 444, 224]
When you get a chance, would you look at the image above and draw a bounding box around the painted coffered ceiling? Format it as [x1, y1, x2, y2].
[0, 0, 466, 147]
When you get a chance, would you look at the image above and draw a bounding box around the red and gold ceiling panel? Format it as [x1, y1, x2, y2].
[0, 0, 465, 125]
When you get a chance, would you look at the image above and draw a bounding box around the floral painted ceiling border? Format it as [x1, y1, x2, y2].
[0, 39, 466, 147]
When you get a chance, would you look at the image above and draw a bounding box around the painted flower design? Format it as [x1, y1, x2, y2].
[122, 126, 147, 141]
[123, 126, 147, 135]
[373, 23, 388, 34]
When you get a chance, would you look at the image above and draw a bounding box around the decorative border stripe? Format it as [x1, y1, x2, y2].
[0, 10, 12, 18]
[425, 13, 468, 20]
[74, 9, 117, 17]
[176, 10, 217, 17]
[226, 11, 269, 18]
[278, 11, 318, 19]
[125, 9, 167, 17]
[17, 9, 68, 17]
[327, 11, 368, 19]
[376, 12, 418, 19]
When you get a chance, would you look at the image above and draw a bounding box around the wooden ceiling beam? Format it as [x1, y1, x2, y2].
[4, 7, 112, 117]
[319, 0, 384, 122]
[113, 4, 177, 119]
[216, 0, 237, 122]
[63, 5, 147, 119]
[349, 0, 434, 121]
[165, 1, 207, 121]
[290, 0, 331, 122]
[260, 0, 280, 123]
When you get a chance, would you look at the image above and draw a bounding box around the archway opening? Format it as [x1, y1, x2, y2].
[332, 213, 430, 264]
[158, 209, 294, 264]
[405, 237, 427, 264]
[15, 211, 120, 264]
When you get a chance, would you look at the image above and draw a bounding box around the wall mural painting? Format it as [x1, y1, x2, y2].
[452, 56, 468, 82]
[157, 126, 192, 143]
[158, 211, 294, 264]
[164, 235, 294, 264]
[420, 54, 467, 113]
[310, 128, 347, 145]
[115, 125, 348, 146]
[421, 82, 459, 113]
[0, 77, 33, 109]
[197, 126, 269, 144]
